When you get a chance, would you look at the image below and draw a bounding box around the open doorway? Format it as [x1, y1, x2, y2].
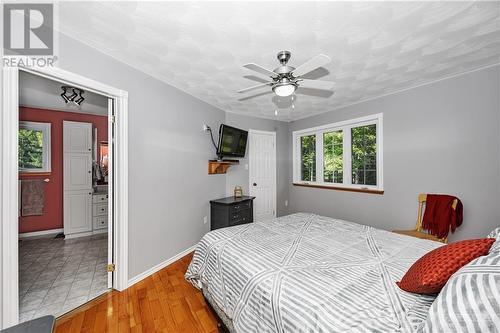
[1, 66, 128, 328]
[17, 71, 112, 322]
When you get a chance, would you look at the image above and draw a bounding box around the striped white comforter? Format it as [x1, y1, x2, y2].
[186, 213, 442, 333]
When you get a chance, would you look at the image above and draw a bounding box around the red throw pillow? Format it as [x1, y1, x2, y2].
[397, 238, 495, 294]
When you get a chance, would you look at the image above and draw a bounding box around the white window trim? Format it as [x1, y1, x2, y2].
[18, 121, 51, 173]
[292, 113, 383, 192]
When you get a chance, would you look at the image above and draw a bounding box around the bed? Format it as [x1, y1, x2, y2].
[185, 213, 443, 333]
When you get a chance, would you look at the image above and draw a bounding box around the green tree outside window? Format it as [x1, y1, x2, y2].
[300, 134, 316, 181]
[19, 129, 44, 169]
[323, 130, 343, 183]
[351, 124, 376, 185]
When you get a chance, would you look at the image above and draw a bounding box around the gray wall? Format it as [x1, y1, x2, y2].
[288, 66, 500, 242]
[224, 113, 290, 217]
[57, 34, 227, 279]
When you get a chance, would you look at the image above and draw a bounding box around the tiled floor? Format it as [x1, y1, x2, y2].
[18, 234, 109, 323]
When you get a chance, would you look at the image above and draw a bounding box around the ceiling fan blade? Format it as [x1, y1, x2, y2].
[292, 54, 331, 77]
[237, 82, 271, 93]
[299, 79, 335, 90]
[238, 90, 273, 101]
[243, 63, 277, 78]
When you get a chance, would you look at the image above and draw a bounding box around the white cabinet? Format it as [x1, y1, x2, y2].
[63, 121, 92, 153]
[64, 190, 93, 234]
[63, 153, 92, 191]
[92, 193, 108, 231]
[63, 121, 93, 237]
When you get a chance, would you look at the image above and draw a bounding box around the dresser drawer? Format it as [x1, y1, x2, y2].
[230, 200, 251, 214]
[229, 208, 251, 226]
[93, 216, 108, 229]
[92, 194, 108, 203]
[93, 203, 108, 216]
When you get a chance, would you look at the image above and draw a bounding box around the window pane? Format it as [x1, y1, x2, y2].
[323, 130, 343, 183]
[300, 134, 316, 181]
[351, 124, 377, 186]
[19, 128, 44, 169]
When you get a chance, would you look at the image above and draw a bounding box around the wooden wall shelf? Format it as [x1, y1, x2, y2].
[208, 160, 239, 175]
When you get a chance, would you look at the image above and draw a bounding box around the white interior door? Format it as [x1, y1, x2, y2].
[63, 121, 93, 236]
[249, 130, 277, 221]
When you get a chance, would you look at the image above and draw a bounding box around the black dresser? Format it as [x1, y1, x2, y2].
[210, 196, 255, 230]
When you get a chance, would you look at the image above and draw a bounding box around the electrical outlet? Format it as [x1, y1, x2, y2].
[203, 124, 210, 132]
[244, 164, 249, 170]
[285, 200, 288, 207]
[203, 216, 208, 224]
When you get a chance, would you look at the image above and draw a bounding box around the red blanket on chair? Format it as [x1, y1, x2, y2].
[422, 194, 463, 239]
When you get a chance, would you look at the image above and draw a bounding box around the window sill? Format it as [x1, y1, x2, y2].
[292, 182, 384, 195]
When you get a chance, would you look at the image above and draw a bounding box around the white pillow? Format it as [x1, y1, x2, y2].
[419, 250, 500, 332]
[487, 227, 500, 239]
[487, 226, 500, 253]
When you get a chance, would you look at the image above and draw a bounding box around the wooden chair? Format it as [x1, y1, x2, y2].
[393, 194, 457, 243]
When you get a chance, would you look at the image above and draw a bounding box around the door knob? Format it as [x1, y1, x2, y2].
[253, 183, 257, 186]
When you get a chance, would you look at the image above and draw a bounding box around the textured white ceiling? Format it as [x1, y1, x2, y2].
[58, 1, 500, 121]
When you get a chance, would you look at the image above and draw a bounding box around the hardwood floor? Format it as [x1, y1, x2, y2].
[55, 253, 220, 333]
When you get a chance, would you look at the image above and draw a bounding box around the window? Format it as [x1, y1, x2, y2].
[19, 121, 51, 173]
[300, 134, 316, 181]
[351, 124, 376, 186]
[323, 130, 343, 183]
[293, 114, 383, 192]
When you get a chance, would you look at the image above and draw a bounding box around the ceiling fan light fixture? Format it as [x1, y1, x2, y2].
[273, 81, 296, 97]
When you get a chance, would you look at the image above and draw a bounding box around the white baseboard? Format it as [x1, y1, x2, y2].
[128, 244, 197, 287]
[92, 229, 108, 235]
[64, 230, 108, 239]
[19, 228, 63, 239]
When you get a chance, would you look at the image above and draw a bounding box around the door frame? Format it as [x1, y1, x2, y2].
[248, 129, 277, 220]
[1, 66, 129, 328]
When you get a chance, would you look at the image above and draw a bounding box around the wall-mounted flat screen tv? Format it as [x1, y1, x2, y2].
[217, 124, 248, 158]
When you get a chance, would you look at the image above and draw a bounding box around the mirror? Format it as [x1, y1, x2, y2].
[99, 141, 108, 183]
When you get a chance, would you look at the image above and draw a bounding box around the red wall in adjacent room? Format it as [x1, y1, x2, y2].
[19, 107, 108, 234]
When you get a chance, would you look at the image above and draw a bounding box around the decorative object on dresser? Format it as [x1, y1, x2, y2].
[233, 186, 243, 198]
[393, 193, 462, 243]
[209, 196, 255, 230]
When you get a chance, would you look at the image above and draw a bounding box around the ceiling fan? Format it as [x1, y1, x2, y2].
[238, 51, 335, 97]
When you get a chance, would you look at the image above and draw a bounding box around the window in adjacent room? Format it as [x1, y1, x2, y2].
[19, 121, 51, 173]
[292, 114, 383, 192]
